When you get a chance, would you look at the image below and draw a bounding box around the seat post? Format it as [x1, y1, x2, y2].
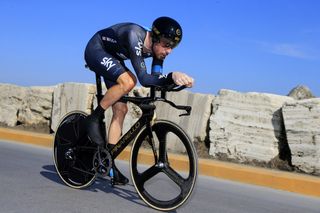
[150, 86, 155, 99]
[95, 73, 103, 104]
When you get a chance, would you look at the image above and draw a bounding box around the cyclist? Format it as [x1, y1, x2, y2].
[84, 16, 194, 185]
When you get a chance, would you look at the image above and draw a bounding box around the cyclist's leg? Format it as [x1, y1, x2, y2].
[86, 73, 136, 146]
[85, 39, 136, 109]
[84, 36, 132, 185]
[103, 79, 131, 185]
[108, 101, 128, 145]
[100, 71, 136, 109]
[84, 41, 136, 146]
[88, 76, 133, 185]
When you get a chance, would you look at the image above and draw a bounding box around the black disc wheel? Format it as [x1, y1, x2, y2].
[130, 120, 198, 211]
[53, 111, 97, 188]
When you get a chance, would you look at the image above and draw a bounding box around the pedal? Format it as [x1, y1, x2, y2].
[110, 178, 115, 187]
[97, 165, 108, 175]
[109, 168, 115, 187]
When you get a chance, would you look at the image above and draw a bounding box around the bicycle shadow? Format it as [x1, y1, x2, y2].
[41, 165, 65, 185]
[40, 165, 152, 210]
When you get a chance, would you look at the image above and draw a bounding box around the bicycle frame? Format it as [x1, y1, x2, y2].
[94, 73, 191, 159]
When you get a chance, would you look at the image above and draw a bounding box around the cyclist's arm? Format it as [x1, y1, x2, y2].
[127, 31, 174, 87]
[151, 58, 164, 76]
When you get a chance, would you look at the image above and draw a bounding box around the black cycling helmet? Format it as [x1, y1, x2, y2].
[152, 16, 182, 48]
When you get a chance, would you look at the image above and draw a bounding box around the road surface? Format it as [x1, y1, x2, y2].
[0, 140, 319, 213]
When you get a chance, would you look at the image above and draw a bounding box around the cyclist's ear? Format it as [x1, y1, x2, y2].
[151, 34, 161, 44]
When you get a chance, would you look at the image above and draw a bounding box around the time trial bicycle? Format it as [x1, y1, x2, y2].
[53, 73, 198, 211]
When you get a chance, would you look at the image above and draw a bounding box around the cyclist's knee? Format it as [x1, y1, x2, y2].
[112, 102, 128, 118]
[118, 72, 137, 94]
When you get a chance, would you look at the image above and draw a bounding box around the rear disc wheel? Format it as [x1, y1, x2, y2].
[53, 111, 97, 189]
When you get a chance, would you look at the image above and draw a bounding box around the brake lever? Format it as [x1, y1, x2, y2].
[179, 106, 192, 117]
[158, 98, 192, 117]
[170, 85, 187, 92]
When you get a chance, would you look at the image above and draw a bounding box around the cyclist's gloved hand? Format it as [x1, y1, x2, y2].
[172, 72, 194, 88]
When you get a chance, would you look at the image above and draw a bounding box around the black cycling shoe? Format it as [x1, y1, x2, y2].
[111, 164, 129, 186]
[85, 115, 105, 147]
[85, 105, 106, 146]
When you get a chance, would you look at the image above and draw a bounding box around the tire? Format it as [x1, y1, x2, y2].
[130, 120, 198, 211]
[53, 111, 97, 189]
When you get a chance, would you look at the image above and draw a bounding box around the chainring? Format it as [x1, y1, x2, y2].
[93, 149, 113, 177]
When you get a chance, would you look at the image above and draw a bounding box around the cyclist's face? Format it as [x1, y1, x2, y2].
[152, 38, 174, 60]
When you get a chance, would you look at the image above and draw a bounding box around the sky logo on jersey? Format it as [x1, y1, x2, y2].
[101, 57, 116, 71]
[135, 39, 143, 56]
[158, 74, 168, 79]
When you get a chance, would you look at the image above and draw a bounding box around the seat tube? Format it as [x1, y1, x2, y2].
[95, 73, 106, 134]
[95, 73, 103, 104]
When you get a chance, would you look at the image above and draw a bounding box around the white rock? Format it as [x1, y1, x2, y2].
[0, 104, 19, 127]
[51, 83, 96, 131]
[0, 84, 28, 126]
[282, 98, 320, 175]
[209, 89, 293, 163]
[18, 86, 54, 126]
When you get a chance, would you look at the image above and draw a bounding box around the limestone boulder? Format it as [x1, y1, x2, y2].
[0, 84, 27, 126]
[282, 98, 320, 175]
[0, 84, 54, 128]
[51, 83, 96, 131]
[288, 85, 315, 100]
[209, 89, 293, 163]
[17, 86, 54, 126]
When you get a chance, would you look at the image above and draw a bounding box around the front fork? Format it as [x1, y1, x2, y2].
[146, 113, 168, 168]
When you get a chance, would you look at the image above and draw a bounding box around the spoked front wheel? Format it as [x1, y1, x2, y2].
[53, 111, 97, 189]
[130, 120, 198, 211]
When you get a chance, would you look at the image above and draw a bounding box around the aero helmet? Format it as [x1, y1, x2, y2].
[152, 16, 182, 48]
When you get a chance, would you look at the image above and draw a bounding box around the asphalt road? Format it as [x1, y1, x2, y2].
[0, 140, 319, 213]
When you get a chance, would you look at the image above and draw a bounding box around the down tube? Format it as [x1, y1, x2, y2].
[110, 117, 146, 159]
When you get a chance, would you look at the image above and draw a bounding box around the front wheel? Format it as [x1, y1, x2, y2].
[130, 120, 198, 211]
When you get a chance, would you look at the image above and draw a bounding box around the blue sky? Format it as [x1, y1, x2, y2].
[1, 0, 319, 96]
